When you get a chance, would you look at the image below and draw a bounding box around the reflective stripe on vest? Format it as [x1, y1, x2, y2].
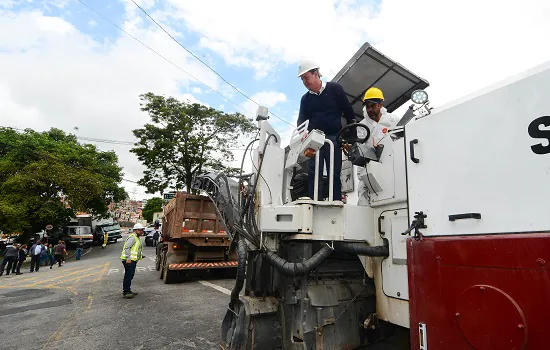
[120, 233, 142, 261]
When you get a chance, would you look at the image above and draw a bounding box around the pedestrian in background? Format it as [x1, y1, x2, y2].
[12, 244, 28, 275]
[51, 240, 67, 268]
[29, 240, 46, 272]
[0, 243, 19, 276]
[47, 244, 55, 266]
[40, 244, 48, 266]
[102, 231, 108, 249]
[76, 238, 84, 260]
[120, 223, 145, 299]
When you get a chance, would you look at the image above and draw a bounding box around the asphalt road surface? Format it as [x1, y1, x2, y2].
[0, 236, 236, 350]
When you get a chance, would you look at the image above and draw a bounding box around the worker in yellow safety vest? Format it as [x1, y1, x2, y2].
[120, 223, 145, 299]
[102, 231, 109, 249]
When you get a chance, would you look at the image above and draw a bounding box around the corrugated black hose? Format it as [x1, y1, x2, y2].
[230, 238, 248, 305]
[333, 240, 389, 257]
[263, 240, 389, 277]
[263, 246, 333, 277]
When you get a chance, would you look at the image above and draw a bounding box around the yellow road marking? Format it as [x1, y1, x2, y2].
[42, 309, 77, 349]
[86, 262, 110, 312]
[43, 270, 104, 288]
[1, 265, 83, 287]
[22, 265, 104, 288]
[40, 261, 110, 349]
[0, 285, 64, 290]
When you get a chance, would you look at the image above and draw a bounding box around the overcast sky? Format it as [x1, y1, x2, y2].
[2, 0, 550, 200]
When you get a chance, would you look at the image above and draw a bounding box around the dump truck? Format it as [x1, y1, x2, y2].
[155, 192, 237, 283]
[192, 42, 550, 349]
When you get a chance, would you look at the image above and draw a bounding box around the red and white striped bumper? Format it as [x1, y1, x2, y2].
[169, 261, 238, 270]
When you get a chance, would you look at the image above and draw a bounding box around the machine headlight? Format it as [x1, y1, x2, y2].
[411, 90, 429, 104]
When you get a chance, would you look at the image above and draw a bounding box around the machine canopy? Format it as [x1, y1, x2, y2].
[331, 42, 429, 120]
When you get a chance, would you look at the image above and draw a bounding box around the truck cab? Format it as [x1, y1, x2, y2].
[93, 222, 122, 244]
[61, 226, 94, 247]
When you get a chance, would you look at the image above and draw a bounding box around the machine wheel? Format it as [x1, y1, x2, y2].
[114, 238, 118, 243]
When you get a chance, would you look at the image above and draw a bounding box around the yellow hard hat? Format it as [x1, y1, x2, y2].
[362, 87, 384, 103]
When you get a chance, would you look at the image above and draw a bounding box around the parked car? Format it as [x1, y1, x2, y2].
[144, 228, 162, 247]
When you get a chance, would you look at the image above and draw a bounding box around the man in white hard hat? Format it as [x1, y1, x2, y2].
[297, 60, 356, 201]
[120, 223, 146, 299]
[356, 87, 399, 206]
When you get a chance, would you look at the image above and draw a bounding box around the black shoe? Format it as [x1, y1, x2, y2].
[16, 272, 23, 275]
[123, 292, 134, 299]
[50, 266, 53, 269]
[129, 291, 138, 296]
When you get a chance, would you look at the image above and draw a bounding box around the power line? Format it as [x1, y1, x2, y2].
[130, 0, 294, 128]
[77, 137, 134, 145]
[1, 125, 251, 150]
[76, 0, 250, 116]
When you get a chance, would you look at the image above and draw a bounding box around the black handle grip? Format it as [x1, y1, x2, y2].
[449, 213, 481, 221]
[410, 139, 419, 163]
[378, 215, 385, 235]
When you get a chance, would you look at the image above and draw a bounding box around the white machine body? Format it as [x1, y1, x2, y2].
[252, 60, 550, 330]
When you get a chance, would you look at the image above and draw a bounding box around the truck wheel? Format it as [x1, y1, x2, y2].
[159, 251, 166, 279]
[155, 252, 161, 271]
[162, 264, 176, 284]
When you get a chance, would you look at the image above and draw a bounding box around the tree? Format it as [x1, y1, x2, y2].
[0, 127, 128, 240]
[131, 93, 257, 193]
[142, 197, 164, 223]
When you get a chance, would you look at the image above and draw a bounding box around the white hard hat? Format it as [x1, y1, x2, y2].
[297, 60, 320, 78]
[133, 223, 145, 230]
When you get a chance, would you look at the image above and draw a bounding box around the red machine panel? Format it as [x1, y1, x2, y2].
[407, 233, 550, 350]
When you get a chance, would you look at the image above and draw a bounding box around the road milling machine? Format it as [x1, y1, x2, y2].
[192, 42, 550, 349]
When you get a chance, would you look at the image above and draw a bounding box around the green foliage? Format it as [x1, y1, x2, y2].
[0, 127, 128, 237]
[131, 93, 257, 194]
[142, 197, 164, 223]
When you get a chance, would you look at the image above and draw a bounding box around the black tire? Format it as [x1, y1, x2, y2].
[114, 238, 118, 243]
[155, 251, 161, 271]
[162, 263, 176, 284]
[159, 250, 166, 279]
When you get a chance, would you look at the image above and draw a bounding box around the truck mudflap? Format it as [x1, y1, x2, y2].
[221, 296, 281, 350]
[169, 261, 238, 270]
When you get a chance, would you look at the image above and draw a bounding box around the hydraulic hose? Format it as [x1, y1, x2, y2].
[333, 241, 389, 257]
[242, 133, 277, 220]
[263, 245, 333, 277]
[230, 238, 248, 305]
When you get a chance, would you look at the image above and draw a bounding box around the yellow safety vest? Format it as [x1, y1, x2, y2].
[120, 233, 142, 261]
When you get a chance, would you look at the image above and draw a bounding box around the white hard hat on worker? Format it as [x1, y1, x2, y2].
[297, 60, 321, 78]
[133, 223, 145, 231]
[297, 60, 323, 93]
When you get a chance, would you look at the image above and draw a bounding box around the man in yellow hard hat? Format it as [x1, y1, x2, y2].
[296, 60, 356, 201]
[357, 87, 399, 206]
[120, 223, 146, 299]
